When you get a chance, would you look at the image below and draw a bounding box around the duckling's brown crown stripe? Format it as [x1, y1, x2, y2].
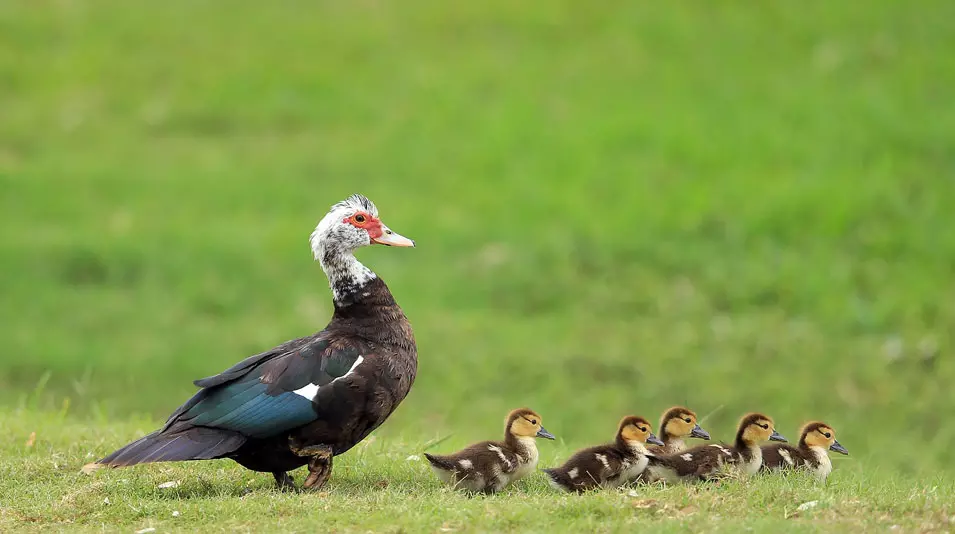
[798, 421, 832, 446]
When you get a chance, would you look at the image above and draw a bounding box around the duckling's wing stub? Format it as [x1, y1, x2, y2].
[495, 446, 524, 474]
[760, 443, 802, 470]
[649, 445, 730, 478]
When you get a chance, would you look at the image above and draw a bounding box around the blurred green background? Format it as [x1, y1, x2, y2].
[2, 1, 953, 477]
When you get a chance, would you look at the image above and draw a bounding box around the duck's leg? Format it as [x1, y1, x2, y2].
[273, 471, 295, 491]
[289, 438, 334, 491]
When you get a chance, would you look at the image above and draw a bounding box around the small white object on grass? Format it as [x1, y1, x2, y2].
[796, 500, 818, 511]
[405, 454, 420, 461]
[172, 511, 181, 517]
[103, 497, 110, 505]
[158, 480, 181, 489]
[135, 528, 156, 534]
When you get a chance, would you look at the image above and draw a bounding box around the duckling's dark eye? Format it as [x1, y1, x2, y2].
[759, 423, 769, 429]
[684, 418, 692, 423]
[823, 432, 831, 438]
[639, 427, 647, 432]
[530, 419, 537, 425]
[354, 214, 366, 223]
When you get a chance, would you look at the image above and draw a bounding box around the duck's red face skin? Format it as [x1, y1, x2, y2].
[344, 211, 384, 240]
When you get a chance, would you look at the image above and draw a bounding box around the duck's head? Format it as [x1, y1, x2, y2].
[660, 406, 711, 441]
[737, 413, 787, 446]
[506, 408, 555, 440]
[619, 415, 664, 446]
[310, 194, 414, 259]
[799, 422, 848, 455]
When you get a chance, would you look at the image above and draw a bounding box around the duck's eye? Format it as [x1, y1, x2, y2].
[354, 214, 366, 223]
[640, 427, 647, 432]
[759, 423, 769, 429]
[684, 418, 692, 423]
[824, 432, 831, 438]
[530, 419, 537, 425]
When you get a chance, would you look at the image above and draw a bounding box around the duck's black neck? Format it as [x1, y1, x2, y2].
[332, 278, 397, 315]
[327, 276, 414, 351]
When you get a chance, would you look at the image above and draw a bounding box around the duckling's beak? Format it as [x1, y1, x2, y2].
[646, 432, 665, 446]
[829, 440, 849, 455]
[769, 429, 788, 442]
[536, 427, 556, 440]
[372, 225, 415, 247]
[690, 424, 711, 440]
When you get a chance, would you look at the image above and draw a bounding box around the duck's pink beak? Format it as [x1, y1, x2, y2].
[372, 225, 415, 247]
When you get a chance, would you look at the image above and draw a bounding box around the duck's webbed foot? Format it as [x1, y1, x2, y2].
[273, 471, 295, 491]
[289, 437, 334, 491]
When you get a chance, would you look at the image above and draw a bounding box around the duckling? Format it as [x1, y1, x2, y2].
[651, 406, 711, 455]
[645, 412, 786, 482]
[761, 421, 848, 481]
[542, 416, 663, 493]
[424, 408, 555, 494]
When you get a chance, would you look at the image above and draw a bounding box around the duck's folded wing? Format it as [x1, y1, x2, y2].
[162, 336, 366, 439]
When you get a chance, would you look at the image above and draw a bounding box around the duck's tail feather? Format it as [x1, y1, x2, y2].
[423, 453, 455, 471]
[541, 467, 573, 492]
[97, 427, 246, 467]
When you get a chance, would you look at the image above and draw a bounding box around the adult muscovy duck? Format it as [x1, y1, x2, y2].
[96, 194, 417, 491]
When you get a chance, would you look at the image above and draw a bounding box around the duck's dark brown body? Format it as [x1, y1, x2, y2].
[232, 278, 416, 473]
[98, 277, 416, 482]
[96, 194, 417, 490]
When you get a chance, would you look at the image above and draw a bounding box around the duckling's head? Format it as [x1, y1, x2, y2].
[737, 413, 787, 445]
[619, 416, 664, 446]
[660, 406, 711, 441]
[800, 421, 848, 455]
[506, 408, 556, 440]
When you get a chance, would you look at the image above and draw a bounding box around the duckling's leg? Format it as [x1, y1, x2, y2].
[289, 439, 335, 491]
[273, 471, 295, 491]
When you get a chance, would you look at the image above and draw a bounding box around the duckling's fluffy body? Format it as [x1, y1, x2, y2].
[424, 408, 554, 494]
[646, 413, 786, 482]
[761, 421, 848, 481]
[543, 416, 661, 493]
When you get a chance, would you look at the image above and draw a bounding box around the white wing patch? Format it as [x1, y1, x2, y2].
[779, 449, 794, 466]
[459, 459, 473, 469]
[488, 445, 512, 469]
[595, 454, 610, 470]
[709, 444, 732, 456]
[568, 467, 579, 479]
[292, 383, 319, 400]
[292, 355, 365, 401]
[681, 453, 694, 461]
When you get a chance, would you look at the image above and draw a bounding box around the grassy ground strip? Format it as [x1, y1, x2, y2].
[1, 410, 952, 533]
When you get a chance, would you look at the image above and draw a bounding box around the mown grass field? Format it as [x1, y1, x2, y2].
[2, 0, 954, 532]
[3, 410, 954, 533]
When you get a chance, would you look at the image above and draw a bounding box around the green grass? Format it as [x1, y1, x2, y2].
[3, 410, 953, 533]
[2, 0, 955, 531]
